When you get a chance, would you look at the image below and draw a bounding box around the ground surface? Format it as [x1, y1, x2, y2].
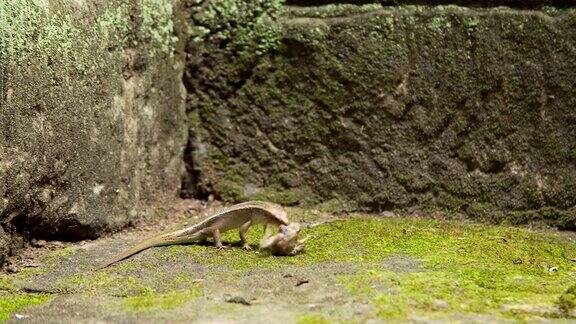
[1, 201, 575, 323]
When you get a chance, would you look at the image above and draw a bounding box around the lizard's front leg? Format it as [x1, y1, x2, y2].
[239, 221, 252, 250]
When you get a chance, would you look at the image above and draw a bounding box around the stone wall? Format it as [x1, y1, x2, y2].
[0, 0, 187, 264]
[183, 2, 576, 229]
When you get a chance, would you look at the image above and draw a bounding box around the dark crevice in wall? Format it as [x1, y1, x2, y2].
[180, 135, 214, 201]
[285, 0, 576, 9]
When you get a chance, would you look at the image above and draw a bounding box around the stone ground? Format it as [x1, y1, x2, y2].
[1, 200, 575, 323]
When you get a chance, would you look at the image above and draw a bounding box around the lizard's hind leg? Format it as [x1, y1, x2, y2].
[212, 228, 231, 250]
[239, 221, 252, 250]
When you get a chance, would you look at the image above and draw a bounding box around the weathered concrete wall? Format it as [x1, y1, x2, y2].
[0, 0, 186, 264]
[184, 3, 576, 229]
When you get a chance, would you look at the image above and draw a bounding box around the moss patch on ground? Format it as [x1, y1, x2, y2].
[557, 284, 576, 317]
[3, 214, 575, 321]
[326, 218, 576, 320]
[122, 288, 202, 312]
[148, 215, 576, 270]
[0, 291, 49, 322]
[132, 216, 574, 319]
[96, 216, 574, 319]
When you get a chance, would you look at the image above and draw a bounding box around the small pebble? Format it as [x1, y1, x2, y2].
[224, 295, 251, 306]
[295, 279, 309, 286]
[32, 239, 47, 248]
[433, 299, 449, 309]
[380, 211, 396, 218]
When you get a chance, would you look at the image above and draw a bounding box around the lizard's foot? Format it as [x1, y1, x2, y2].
[242, 243, 252, 251]
[216, 244, 232, 251]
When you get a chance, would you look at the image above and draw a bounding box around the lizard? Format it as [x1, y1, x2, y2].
[96, 201, 289, 269]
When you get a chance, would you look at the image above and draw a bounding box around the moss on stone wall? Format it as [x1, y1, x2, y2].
[184, 4, 576, 228]
[181, 0, 285, 199]
[189, 0, 284, 56]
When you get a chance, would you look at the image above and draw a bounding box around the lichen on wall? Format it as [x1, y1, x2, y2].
[139, 0, 180, 56]
[0, 0, 179, 72]
[0, 0, 186, 264]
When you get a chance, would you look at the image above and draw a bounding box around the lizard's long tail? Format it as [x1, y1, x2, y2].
[94, 231, 198, 270]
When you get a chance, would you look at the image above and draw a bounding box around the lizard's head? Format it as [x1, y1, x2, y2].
[260, 222, 306, 256]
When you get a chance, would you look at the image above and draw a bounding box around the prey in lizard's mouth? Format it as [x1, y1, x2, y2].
[260, 222, 307, 256]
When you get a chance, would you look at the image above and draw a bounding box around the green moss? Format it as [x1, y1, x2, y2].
[462, 16, 480, 29]
[331, 218, 576, 320]
[3, 247, 79, 283]
[466, 207, 576, 230]
[286, 4, 382, 19]
[434, 193, 466, 211]
[557, 284, 576, 316]
[342, 269, 566, 320]
[213, 173, 246, 202]
[122, 288, 201, 312]
[140, 216, 576, 286]
[59, 271, 158, 296]
[191, 3, 576, 229]
[0, 293, 50, 321]
[42, 247, 75, 264]
[150, 216, 571, 320]
[1, 0, 90, 68]
[96, 1, 132, 51]
[296, 313, 332, 324]
[467, 202, 498, 221]
[283, 20, 330, 46]
[188, 111, 202, 132]
[0, 278, 14, 291]
[427, 16, 452, 31]
[191, 0, 284, 56]
[105, 215, 571, 320]
[212, 171, 308, 205]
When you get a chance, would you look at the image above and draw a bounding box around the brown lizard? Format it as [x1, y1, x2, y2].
[96, 201, 289, 269]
